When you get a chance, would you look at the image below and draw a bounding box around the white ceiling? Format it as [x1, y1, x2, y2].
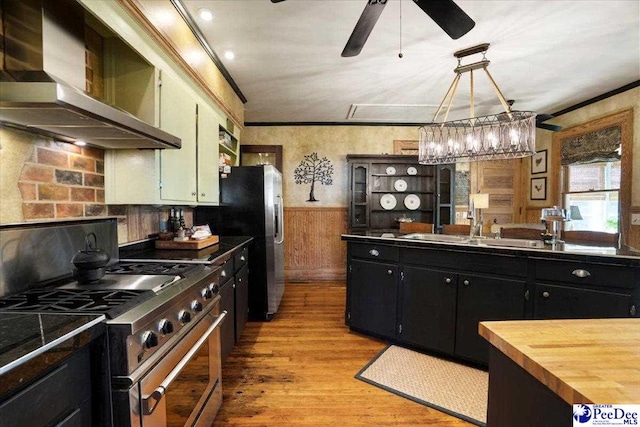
[181, 0, 639, 124]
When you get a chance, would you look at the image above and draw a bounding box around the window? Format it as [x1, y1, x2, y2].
[563, 160, 620, 233]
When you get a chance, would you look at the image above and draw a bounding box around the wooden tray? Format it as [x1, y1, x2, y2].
[155, 235, 219, 250]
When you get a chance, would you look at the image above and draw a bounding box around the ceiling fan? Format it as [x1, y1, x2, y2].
[271, 0, 475, 57]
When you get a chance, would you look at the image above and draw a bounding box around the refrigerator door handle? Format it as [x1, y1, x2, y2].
[275, 195, 285, 244]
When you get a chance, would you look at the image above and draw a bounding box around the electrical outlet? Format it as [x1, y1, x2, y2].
[632, 213, 640, 226]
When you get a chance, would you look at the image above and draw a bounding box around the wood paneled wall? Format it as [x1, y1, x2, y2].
[284, 207, 347, 282]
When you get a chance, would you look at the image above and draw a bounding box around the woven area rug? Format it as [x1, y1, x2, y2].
[356, 345, 488, 426]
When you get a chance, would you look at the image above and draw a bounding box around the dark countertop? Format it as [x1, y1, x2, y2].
[342, 232, 640, 265]
[119, 235, 254, 265]
[0, 313, 105, 395]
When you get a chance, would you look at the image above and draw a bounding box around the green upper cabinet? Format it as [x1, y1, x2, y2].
[197, 103, 221, 204]
[159, 71, 198, 203]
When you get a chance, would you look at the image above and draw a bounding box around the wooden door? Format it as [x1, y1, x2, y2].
[471, 159, 524, 229]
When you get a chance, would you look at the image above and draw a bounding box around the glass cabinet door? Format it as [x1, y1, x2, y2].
[351, 163, 368, 229]
[436, 164, 455, 229]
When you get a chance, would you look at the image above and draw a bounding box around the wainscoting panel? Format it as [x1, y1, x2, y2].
[284, 207, 348, 282]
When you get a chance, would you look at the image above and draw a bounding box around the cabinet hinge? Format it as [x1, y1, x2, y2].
[398, 324, 403, 334]
[157, 77, 162, 87]
[400, 271, 404, 282]
[348, 264, 352, 274]
[524, 290, 530, 301]
[158, 180, 163, 189]
[347, 312, 351, 320]
[631, 305, 636, 317]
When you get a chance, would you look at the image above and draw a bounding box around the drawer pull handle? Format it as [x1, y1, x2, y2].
[542, 291, 550, 298]
[387, 269, 393, 275]
[369, 249, 380, 257]
[463, 279, 470, 286]
[445, 277, 452, 284]
[572, 269, 591, 278]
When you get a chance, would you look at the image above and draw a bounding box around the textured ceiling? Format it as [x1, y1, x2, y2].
[181, 0, 640, 124]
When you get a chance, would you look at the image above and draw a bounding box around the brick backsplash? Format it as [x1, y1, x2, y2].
[20, 142, 104, 220]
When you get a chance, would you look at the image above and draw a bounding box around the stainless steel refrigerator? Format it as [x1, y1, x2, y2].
[217, 165, 284, 320]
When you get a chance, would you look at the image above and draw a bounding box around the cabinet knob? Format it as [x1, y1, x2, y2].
[387, 269, 393, 275]
[444, 277, 452, 284]
[542, 291, 550, 298]
[240, 256, 246, 261]
[463, 279, 470, 286]
[369, 249, 379, 257]
[631, 305, 636, 317]
[201, 193, 206, 197]
[572, 269, 591, 278]
[192, 192, 197, 196]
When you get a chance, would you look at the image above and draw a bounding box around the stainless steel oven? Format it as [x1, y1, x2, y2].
[136, 298, 226, 427]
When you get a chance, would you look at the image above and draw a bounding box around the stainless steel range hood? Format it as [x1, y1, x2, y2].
[0, 0, 181, 150]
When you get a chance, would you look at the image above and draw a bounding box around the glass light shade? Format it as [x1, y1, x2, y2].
[418, 112, 537, 165]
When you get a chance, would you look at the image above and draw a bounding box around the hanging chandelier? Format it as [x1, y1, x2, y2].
[418, 43, 536, 165]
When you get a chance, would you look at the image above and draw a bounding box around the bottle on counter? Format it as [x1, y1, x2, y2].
[179, 209, 186, 230]
[168, 208, 176, 233]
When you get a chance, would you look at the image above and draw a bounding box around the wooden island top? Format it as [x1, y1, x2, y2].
[479, 318, 640, 405]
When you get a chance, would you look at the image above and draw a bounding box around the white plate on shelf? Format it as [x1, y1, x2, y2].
[404, 194, 421, 210]
[407, 167, 418, 176]
[394, 179, 408, 192]
[380, 194, 397, 210]
[386, 166, 396, 175]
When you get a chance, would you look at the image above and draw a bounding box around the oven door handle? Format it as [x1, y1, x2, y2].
[142, 310, 227, 416]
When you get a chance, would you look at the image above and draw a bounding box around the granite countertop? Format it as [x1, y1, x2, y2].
[0, 313, 105, 395]
[341, 232, 640, 263]
[479, 318, 640, 404]
[119, 235, 254, 264]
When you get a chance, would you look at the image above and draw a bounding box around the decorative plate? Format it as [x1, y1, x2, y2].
[394, 179, 408, 192]
[380, 194, 397, 210]
[407, 167, 418, 176]
[404, 194, 421, 210]
[386, 166, 396, 175]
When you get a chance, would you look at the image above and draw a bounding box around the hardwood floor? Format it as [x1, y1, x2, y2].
[214, 282, 473, 426]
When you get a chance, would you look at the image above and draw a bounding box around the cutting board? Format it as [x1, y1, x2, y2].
[155, 235, 219, 250]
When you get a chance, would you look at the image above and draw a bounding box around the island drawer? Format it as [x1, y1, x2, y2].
[535, 259, 635, 289]
[350, 243, 399, 262]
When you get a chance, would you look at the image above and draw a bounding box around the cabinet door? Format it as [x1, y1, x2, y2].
[197, 103, 220, 204]
[348, 259, 398, 339]
[455, 275, 525, 364]
[350, 163, 369, 229]
[436, 164, 455, 229]
[219, 278, 235, 362]
[400, 266, 457, 354]
[159, 71, 197, 202]
[533, 283, 632, 319]
[235, 264, 249, 342]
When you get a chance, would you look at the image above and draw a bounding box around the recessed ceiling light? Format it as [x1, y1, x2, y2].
[74, 140, 87, 147]
[199, 8, 214, 21]
[224, 51, 235, 60]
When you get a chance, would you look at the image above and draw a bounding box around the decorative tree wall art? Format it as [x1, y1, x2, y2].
[293, 152, 334, 202]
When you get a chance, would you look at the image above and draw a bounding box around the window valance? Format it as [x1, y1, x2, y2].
[561, 125, 621, 165]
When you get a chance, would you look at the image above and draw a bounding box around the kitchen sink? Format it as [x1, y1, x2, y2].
[401, 233, 469, 243]
[401, 233, 545, 249]
[473, 238, 545, 249]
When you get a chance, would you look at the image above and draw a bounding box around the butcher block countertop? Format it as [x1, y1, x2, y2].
[479, 318, 640, 405]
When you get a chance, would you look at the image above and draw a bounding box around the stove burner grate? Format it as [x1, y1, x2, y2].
[106, 262, 196, 276]
[0, 288, 154, 319]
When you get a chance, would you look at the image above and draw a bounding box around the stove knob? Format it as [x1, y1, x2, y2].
[142, 331, 158, 349]
[158, 319, 174, 335]
[179, 310, 192, 324]
[201, 287, 212, 300]
[208, 283, 220, 294]
[191, 300, 203, 312]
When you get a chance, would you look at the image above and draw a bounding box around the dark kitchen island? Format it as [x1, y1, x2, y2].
[341, 232, 640, 365]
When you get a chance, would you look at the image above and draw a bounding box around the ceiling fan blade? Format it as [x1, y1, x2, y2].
[536, 123, 563, 132]
[271, 0, 286, 3]
[536, 113, 555, 123]
[341, 0, 387, 57]
[412, 0, 475, 40]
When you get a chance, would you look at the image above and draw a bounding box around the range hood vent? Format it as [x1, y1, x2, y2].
[0, 0, 181, 150]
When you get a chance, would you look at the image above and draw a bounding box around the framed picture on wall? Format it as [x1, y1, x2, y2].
[531, 149, 547, 174]
[531, 177, 547, 200]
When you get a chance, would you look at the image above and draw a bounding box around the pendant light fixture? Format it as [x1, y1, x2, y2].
[418, 44, 536, 165]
